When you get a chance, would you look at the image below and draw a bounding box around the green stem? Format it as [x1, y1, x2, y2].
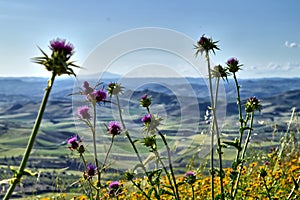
[287, 175, 300, 199]
[232, 112, 254, 199]
[115, 92, 160, 198]
[233, 72, 244, 162]
[205, 50, 224, 199]
[156, 129, 180, 200]
[205, 51, 215, 200]
[230, 72, 244, 198]
[145, 107, 178, 199]
[214, 77, 225, 199]
[191, 184, 195, 200]
[4, 72, 56, 200]
[99, 135, 115, 182]
[91, 103, 101, 199]
[262, 176, 272, 200]
[115, 94, 147, 174]
[131, 180, 151, 200]
[153, 149, 176, 198]
[80, 153, 93, 199]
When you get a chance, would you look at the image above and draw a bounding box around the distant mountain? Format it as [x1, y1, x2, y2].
[1, 76, 300, 156]
[1, 76, 300, 102]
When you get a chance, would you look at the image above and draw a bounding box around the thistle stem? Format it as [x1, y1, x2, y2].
[232, 112, 254, 199]
[99, 135, 115, 181]
[191, 184, 195, 200]
[115, 95, 147, 174]
[153, 149, 176, 198]
[230, 72, 245, 199]
[80, 153, 93, 199]
[91, 103, 101, 199]
[4, 72, 56, 200]
[130, 180, 151, 200]
[262, 176, 272, 200]
[205, 51, 224, 199]
[233, 72, 244, 161]
[156, 129, 180, 200]
[145, 106, 178, 199]
[205, 51, 215, 200]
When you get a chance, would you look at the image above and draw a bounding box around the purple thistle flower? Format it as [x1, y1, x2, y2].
[108, 121, 122, 136]
[108, 181, 121, 197]
[198, 35, 210, 46]
[67, 135, 79, 151]
[109, 181, 120, 189]
[87, 163, 96, 176]
[264, 161, 270, 165]
[226, 58, 239, 66]
[195, 34, 220, 56]
[50, 38, 74, 56]
[141, 114, 152, 124]
[77, 105, 91, 120]
[185, 171, 196, 184]
[185, 171, 195, 177]
[141, 94, 148, 100]
[93, 89, 107, 102]
[226, 57, 242, 73]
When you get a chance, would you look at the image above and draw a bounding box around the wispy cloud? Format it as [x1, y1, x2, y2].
[267, 62, 300, 71]
[285, 41, 299, 48]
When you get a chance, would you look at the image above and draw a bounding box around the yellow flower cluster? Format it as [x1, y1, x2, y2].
[41, 155, 299, 199]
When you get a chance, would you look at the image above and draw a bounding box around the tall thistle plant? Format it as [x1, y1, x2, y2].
[221, 58, 262, 199]
[195, 35, 226, 199]
[4, 38, 79, 200]
[229, 75, 262, 198]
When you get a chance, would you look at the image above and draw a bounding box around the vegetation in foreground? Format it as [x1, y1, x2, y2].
[1, 35, 299, 200]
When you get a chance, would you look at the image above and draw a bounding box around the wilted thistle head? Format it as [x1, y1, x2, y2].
[195, 34, 220, 56]
[226, 57, 242, 73]
[108, 82, 123, 97]
[140, 94, 152, 108]
[211, 64, 229, 81]
[245, 96, 261, 113]
[108, 121, 122, 136]
[82, 81, 94, 95]
[33, 38, 79, 76]
[185, 171, 196, 184]
[77, 105, 91, 120]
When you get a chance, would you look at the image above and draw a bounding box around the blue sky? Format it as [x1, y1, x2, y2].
[0, 0, 300, 78]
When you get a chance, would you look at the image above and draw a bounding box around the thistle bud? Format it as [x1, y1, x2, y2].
[140, 94, 151, 107]
[245, 96, 261, 113]
[226, 58, 242, 73]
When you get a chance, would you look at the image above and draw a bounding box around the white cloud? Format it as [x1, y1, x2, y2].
[240, 62, 300, 78]
[267, 63, 283, 70]
[267, 62, 300, 71]
[285, 41, 298, 48]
